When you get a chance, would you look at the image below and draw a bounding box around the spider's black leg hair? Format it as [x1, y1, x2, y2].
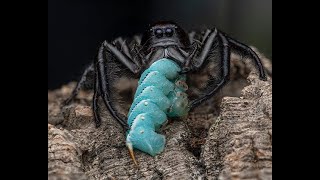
[132, 44, 148, 66]
[112, 38, 143, 69]
[63, 63, 94, 105]
[189, 31, 230, 110]
[181, 28, 218, 73]
[193, 29, 218, 69]
[201, 29, 213, 44]
[103, 41, 141, 74]
[130, 36, 149, 66]
[225, 34, 267, 80]
[177, 31, 200, 70]
[96, 42, 128, 129]
[95, 41, 142, 129]
[165, 46, 186, 63]
[113, 37, 132, 58]
[92, 66, 102, 127]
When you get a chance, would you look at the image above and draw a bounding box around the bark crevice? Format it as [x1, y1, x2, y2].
[48, 50, 272, 179]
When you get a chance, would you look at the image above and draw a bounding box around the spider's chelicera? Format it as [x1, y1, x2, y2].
[64, 21, 267, 130]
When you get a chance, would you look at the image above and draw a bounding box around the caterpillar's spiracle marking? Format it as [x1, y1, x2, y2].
[126, 58, 189, 160]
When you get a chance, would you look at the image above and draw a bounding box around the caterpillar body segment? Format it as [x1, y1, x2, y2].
[126, 58, 190, 164]
[128, 99, 168, 132]
[128, 86, 171, 120]
[134, 71, 175, 99]
[138, 59, 181, 83]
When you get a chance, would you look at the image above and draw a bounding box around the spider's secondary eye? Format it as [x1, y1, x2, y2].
[154, 28, 163, 38]
[165, 28, 174, 37]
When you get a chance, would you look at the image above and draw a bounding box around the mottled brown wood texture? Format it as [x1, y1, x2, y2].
[48, 48, 272, 180]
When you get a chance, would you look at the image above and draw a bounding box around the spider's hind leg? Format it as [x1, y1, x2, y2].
[63, 63, 94, 105]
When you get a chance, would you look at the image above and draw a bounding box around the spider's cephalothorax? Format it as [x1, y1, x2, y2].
[141, 21, 190, 52]
[64, 21, 267, 164]
[133, 21, 193, 69]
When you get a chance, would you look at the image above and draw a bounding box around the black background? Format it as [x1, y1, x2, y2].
[48, 0, 272, 89]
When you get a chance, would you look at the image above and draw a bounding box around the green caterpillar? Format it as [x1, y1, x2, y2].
[126, 58, 189, 165]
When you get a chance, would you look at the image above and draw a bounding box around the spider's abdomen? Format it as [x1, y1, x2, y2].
[126, 58, 189, 156]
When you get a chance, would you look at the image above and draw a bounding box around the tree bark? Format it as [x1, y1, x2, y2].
[48, 49, 272, 180]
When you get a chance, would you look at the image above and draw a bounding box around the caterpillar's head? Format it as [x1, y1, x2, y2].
[141, 21, 190, 52]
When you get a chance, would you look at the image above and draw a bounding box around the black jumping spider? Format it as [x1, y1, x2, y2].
[64, 21, 267, 130]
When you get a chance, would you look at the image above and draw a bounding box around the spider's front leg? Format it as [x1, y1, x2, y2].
[225, 35, 267, 80]
[112, 37, 144, 67]
[189, 30, 230, 109]
[185, 28, 267, 109]
[94, 40, 142, 129]
[181, 29, 218, 73]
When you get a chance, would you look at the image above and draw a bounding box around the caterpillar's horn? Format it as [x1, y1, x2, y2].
[126, 142, 139, 167]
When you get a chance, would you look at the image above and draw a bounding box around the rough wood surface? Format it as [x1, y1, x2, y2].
[48, 49, 272, 180]
[202, 74, 272, 180]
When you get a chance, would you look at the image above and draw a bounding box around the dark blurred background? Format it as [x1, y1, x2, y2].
[48, 0, 272, 90]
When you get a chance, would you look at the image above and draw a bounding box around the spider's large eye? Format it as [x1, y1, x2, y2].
[154, 28, 163, 38]
[165, 28, 174, 37]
